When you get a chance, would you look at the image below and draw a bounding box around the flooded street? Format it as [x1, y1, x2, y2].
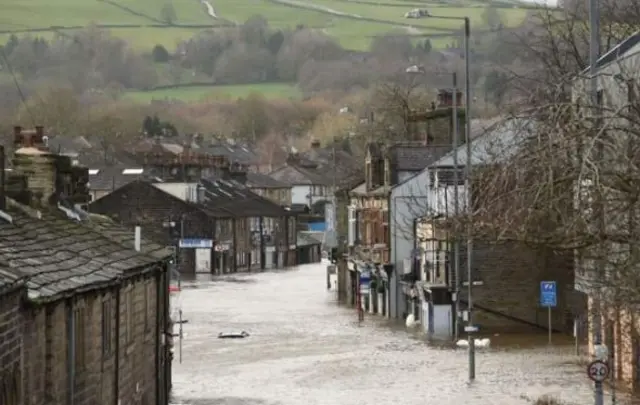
[171, 262, 604, 405]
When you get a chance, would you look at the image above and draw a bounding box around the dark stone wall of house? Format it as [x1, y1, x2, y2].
[459, 241, 575, 333]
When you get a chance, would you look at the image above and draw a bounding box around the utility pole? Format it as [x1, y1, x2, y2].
[589, 0, 603, 402]
[462, 17, 476, 382]
[451, 72, 461, 342]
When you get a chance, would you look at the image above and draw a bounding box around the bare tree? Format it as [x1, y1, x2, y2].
[506, 0, 640, 106]
[359, 74, 432, 143]
[469, 55, 640, 309]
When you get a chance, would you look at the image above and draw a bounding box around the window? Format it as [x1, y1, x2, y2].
[144, 281, 151, 332]
[423, 240, 447, 284]
[437, 168, 464, 186]
[382, 210, 389, 245]
[102, 299, 112, 357]
[74, 306, 86, 370]
[312, 186, 324, 196]
[348, 207, 356, 246]
[125, 289, 134, 344]
[375, 160, 384, 187]
[428, 170, 437, 188]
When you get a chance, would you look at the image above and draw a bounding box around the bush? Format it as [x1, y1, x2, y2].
[152, 44, 170, 63]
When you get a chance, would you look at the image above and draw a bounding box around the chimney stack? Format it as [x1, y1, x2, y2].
[9, 126, 78, 208]
[437, 89, 463, 108]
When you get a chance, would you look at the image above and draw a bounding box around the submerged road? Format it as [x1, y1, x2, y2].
[170, 262, 607, 405]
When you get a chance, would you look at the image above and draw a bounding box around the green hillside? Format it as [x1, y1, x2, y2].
[1, 0, 531, 52]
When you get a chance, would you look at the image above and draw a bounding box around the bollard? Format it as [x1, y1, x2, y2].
[326, 265, 331, 290]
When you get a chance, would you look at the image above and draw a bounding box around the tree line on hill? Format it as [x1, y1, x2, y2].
[0, 16, 459, 101]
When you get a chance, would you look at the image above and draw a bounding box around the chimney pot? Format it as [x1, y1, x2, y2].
[35, 126, 44, 144]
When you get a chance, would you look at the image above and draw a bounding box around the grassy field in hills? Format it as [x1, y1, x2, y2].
[125, 83, 301, 102]
[0, 0, 533, 102]
[1, 0, 532, 52]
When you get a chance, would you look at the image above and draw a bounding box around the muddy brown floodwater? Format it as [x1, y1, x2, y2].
[170, 262, 617, 405]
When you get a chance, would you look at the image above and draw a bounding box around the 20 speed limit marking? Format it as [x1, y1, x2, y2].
[587, 360, 609, 382]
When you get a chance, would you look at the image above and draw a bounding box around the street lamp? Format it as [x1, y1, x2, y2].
[414, 15, 475, 381]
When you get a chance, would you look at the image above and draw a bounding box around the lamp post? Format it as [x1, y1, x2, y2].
[588, 0, 603, 403]
[412, 16, 474, 381]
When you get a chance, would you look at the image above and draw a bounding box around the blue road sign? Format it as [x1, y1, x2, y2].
[179, 238, 213, 249]
[540, 281, 557, 307]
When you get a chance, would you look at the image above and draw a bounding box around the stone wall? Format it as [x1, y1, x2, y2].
[17, 274, 163, 405]
[23, 306, 46, 405]
[459, 241, 575, 333]
[0, 286, 24, 405]
[118, 276, 159, 405]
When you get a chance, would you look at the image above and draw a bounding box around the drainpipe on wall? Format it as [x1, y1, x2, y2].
[163, 262, 172, 400]
[114, 289, 120, 405]
[232, 218, 238, 273]
[259, 216, 265, 270]
[284, 216, 290, 266]
[388, 193, 393, 318]
[67, 301, 75, 405]
[154, 265, 163, 405]
[211, 218, 217, 275]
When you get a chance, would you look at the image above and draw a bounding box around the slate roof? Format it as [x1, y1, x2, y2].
[272, 144, 362, 188]
[582, 31, 640, 73]
[269, 164, 331, 186]
[0, 199, 166, 302]
[0, 267, 24, 292]
[245, 172, 289, 189]
[200, 142, 259, 165]
[47, 135, 93, 155]
[89, 166, 151, 192]
[86, 214, 173, 260]
[388, 144, 452, 171]
[45, 135, 141, 168]
[430, 118, 534, 168]
[200, 178, 290, 217]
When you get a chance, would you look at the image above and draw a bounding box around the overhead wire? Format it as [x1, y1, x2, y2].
[0, 46, 35, 126]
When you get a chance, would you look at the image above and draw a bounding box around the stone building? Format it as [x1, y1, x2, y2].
[0, 127, 173, 405]
[0, 277, 25, 404]
[410, 119, 578, 336]
[245, 172, 292, 207]
[89, 176, 297, 274]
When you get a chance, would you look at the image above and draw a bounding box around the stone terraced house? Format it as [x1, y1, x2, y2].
[0, 126, 173, 405]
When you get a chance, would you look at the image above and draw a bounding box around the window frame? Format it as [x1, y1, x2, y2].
[101, 298, 113, 358]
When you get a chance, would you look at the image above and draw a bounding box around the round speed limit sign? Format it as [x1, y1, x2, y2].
[587, 360, 610, 382]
